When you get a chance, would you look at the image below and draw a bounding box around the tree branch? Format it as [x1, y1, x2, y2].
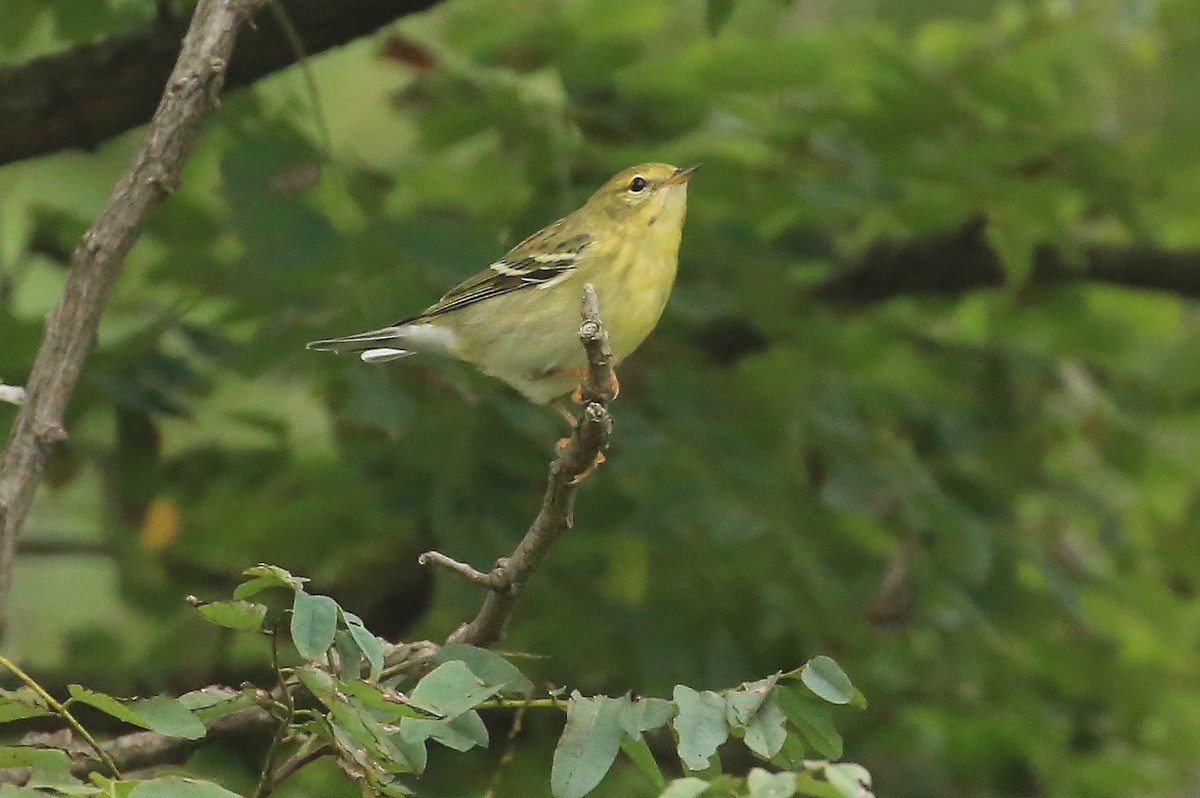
[420, 284, 617, 649]
[813, 215, 1200, 303]
[0, 0, 271, 626]
[0, 0, 442, 168]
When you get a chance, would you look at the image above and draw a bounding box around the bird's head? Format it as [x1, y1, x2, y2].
[584, 163, 698, 226]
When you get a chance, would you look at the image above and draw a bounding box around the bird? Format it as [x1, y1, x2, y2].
[306, 162, 695, 404]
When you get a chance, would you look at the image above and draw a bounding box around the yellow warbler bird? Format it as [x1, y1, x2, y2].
[307, 163, 695, 403]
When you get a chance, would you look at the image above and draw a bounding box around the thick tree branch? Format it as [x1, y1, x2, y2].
[0, 0, 442, 168]
[814, 216, 1200, 303]
[421, 285, 617, 649]
[0, 0, 270, 626]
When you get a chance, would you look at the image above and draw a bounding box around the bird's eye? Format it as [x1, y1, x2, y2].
[628, 176, 647, 193]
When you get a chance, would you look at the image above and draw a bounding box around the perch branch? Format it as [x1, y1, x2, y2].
[0, 0, 270, 625]
[420, 284, 616, 649]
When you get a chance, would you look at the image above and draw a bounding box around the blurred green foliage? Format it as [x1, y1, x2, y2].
[3, 0, 1200, 795]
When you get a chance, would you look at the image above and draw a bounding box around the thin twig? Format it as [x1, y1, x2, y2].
[0, 0, 270, 625]
[421, 284, 616, 649]
[418, 551, 496, 587]
[255, 626, 294, 798]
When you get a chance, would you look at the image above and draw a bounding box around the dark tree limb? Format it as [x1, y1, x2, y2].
[0, 0, 271, 626]
[420, 284, 617, 649]
[0, 0, 442, 168]
[814, 215, 1200, 303]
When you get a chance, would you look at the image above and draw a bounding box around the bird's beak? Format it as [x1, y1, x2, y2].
[664, 164, 700, 186]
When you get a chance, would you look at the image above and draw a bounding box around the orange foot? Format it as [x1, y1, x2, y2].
[570, 371, 620, 403]
[569, 451, 607, 484]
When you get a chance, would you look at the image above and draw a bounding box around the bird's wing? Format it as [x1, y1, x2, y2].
[405, 224, 594, 321]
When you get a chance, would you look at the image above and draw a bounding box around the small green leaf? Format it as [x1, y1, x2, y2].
[551, 693, 626, 798]
[620, 697, 676, 736]
[234, 564, 307, 599]
[800, 657, 854, 705]
[437, 643, 534, 696]
[68, 685, 149, 728]
[127, 776, 244, 798]
[657, 777, 710, 798]
[291, 591, 339, 660]
[822, 763, 873, 797]
[402, 709, 488, 752]
[133, 697, 206, 740]
[0, 746, 75, 787]
[748, 767, 797, 798]
[410, 661, 499, 718]
[342, 611, 384, 681]
[177, 687, 259, 722]
[725, 675, 778, 726]
[340, 680, 437, 720]
[193, 599, 267, 631]
[0, 688, 50, 723]
[672, 686, 728, 771]
[741, 692, 788, 759]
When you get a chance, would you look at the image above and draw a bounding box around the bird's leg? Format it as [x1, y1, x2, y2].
[552, 400, 577, 426]
[568, 370, 620, 403]
[569, 451, 606, 484]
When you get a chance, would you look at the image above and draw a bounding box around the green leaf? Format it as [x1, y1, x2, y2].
[340, 680, 437, 720]
[402, 709, 488, 752]
[748, 767, 797, 798]
[741, 692, 788, 759]
[822, 763, 873, 797]
[0, 746, 75, 788]
[409, 660, 500, 718]
[0, 688, 51, 723]
[551, 693, 626, 798]
[776, 687, 842, 759]
[620, 734, 665, 790]
[725, 675, 778, 726]
[799, 657, 854, 706]
[127, 776, 244, 798]
[291, 591, 339, 660]
[657, 777, 710, 798]
[193, 599, 267, 631]
[132, 697, 206, 740]
[68, 685, 150, 728]
[619, 697, 676, 736]
[233, 564, 307, 599]
[437, 643, 534, 696]
[177, 687, 260, 723]
[769, 732, 808, 771]
[672, 686, 729, 771]
[342, 611, 384, 681]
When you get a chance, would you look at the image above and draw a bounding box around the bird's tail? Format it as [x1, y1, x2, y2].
[306, 322, 455, 363]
